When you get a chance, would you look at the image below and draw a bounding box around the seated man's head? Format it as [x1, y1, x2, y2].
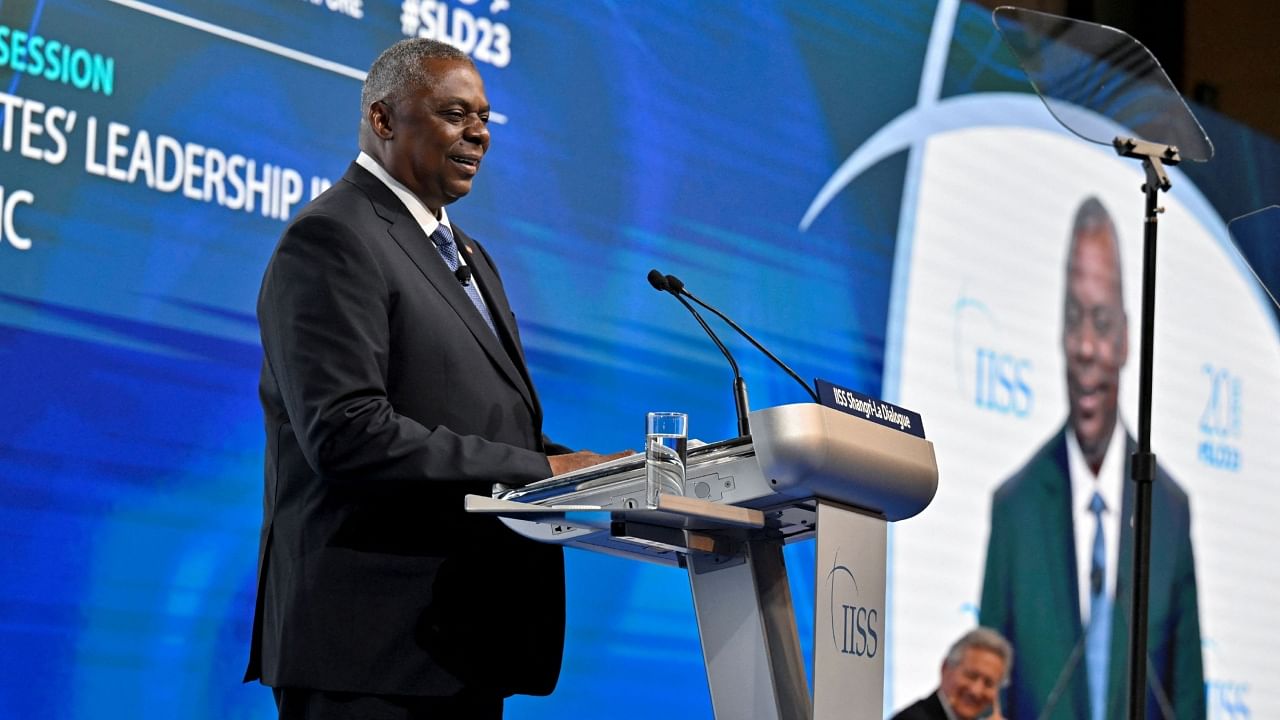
[939, 627, 1012, 720]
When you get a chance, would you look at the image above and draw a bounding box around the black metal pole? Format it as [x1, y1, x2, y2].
[1127, 159, 1162, 720]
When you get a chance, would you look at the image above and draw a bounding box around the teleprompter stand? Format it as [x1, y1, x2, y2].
[1113, 134, 1177, 720]
[993, 7, 1215, 716]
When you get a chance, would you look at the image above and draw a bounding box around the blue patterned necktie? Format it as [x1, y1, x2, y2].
[1086, 490, 1111, 720]
[430, 224, 496, 336]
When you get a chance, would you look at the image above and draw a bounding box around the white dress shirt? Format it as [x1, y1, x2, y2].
[1066, 421, 1127, 625]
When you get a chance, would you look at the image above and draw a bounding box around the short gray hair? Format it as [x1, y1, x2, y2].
[944, 627, 1013, 685]
[359, 38, 473, 129]
[1066, 195, 1124, 294]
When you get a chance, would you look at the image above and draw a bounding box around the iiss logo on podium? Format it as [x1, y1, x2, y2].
[813, 504, 887, 718]
[827, 550, 881, 659]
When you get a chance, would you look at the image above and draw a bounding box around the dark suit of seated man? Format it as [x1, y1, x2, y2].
[244, 38, 628, 719]
[892, 627, 1012, 720]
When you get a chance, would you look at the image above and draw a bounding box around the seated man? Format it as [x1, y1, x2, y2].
[892, 627, 1012, 720]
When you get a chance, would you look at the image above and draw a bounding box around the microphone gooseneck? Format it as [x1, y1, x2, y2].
[648, 268, 751, 437]
[664, 273, 819, 403]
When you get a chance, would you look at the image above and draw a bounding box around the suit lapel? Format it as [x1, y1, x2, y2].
[1040, 431, 1084, 635]
[1038, 430, 1091, 718]
[452, 227, 543, 424]
[342, 164, 538, 421]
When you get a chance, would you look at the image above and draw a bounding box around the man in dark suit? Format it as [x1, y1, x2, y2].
[245, 38, 627, 718]
[979, 198, 1203, 720]
[892, 627, 1012, 720]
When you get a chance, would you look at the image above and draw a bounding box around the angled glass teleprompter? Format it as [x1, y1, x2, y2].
[992, 6, 1212, 164]
[1228, 206, 1280, 315]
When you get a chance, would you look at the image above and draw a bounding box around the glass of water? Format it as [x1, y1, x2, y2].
[645, 411, 688, 509]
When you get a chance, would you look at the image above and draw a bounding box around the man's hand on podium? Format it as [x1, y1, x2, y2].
[547, 449, 634, 476]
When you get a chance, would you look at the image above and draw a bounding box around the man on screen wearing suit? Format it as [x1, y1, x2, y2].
[979, 197, 1204, 720]
[245, 39, 628, 719]
[891, 627, 1012, 720]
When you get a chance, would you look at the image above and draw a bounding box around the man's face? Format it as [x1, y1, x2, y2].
[374, 58, 490, 212]
[939, 647, 1006, 720]
[1063, 226, 1128, 471]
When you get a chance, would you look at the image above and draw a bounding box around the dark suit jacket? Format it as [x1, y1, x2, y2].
[892, 691, 948, 720]
[979, 426, 1203, 720]
[245, 162, 565, 698]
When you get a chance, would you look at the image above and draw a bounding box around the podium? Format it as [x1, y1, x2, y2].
[465, 402, 938, 719]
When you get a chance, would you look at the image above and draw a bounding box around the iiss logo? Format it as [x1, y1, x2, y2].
[954, 294, 1034, 418]
[827, 551, 880, 658]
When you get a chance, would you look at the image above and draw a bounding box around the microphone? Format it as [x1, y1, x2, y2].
[664, 273, 819, 403]
[648, 269, 751, 437]
[455, 265, 472, 285]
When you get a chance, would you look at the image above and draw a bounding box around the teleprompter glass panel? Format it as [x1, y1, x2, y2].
[1228, 206, 1280, 313]
[993, 6, 1212, 161]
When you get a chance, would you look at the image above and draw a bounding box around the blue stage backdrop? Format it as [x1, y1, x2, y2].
[1, 1, 1277, 718]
